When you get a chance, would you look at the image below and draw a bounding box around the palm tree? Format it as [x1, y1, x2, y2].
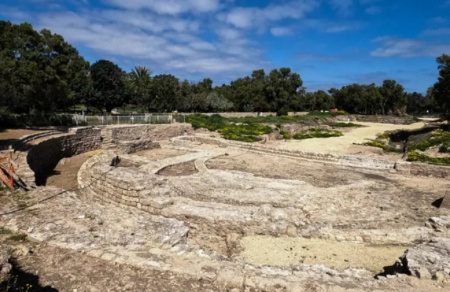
[128, 66, 152, 109]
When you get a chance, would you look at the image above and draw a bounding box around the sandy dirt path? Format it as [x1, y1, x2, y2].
[237, 236, 408, 273]
[276, 121, 426, 154]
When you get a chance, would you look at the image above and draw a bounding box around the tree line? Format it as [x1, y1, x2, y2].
[1, 21, 449, 118]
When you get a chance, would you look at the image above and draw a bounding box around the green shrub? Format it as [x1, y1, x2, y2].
[439, 142, 450, 153]
[376, 132, 390, 139]
[276, 107, 289, 117]
[221, 133, 262, 142]
[186, 114, 226, 131]
[0, 110, 75, 127]
[407, 151, 450, 165]
[292, 129, 343, 139]
[409, 131, 450, 151]
[331, 122, 364, 128]
[279, 130, 292, 139]
[362, 141, 403, 153]
[7, 234, 27, 242]
[186, 114, 271, 142]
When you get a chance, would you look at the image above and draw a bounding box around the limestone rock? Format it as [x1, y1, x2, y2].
[400, 238, 450, 280]
[0, 245, 12, 282]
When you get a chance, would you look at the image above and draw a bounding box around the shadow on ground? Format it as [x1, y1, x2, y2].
[0, 259, 58, 292]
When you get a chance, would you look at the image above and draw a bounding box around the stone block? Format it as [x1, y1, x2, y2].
[151, 197, 174, 209]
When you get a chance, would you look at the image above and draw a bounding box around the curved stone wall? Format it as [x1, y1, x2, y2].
[27, 127, 102, 185]
[20, 124, 193, 186]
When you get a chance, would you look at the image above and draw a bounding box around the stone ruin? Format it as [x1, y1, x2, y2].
[1, 123, 450, 291]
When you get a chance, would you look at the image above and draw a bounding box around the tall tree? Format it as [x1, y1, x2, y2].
[129, 66, 152, 108]
[379, 80, 406, 115]
[433, 54, 450, 119]
[88, 59, 128, 113]
[0, 21, 89, 113]
[149, 74, 180, 112]
[266, 68, 303, 112]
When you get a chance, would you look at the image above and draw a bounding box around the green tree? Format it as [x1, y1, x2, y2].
[0, 21, 89, 113]
[149, 74, 180, 112]
[129, 66, 152, 109]
[433, 54, 450, 119]
[406, 92, 425, 115]
[265, 68, 303, 112]
[379, 80, 406, 115]
[330, 83, 382, 114]
[205, 92, 233, 112]
[87, 59, 128, 113]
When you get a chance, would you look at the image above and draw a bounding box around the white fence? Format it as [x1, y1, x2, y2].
[73, 114, 187, 126]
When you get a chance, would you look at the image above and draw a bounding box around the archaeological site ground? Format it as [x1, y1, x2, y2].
[1, 115, 450, 292]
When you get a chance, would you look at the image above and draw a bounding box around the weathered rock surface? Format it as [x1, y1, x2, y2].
[394, 238, 450, 282]
[0, 245, 12, 283]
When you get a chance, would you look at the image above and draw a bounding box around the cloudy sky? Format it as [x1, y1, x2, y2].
[1, 0, 450, 93]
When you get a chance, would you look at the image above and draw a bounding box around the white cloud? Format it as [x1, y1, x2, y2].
[105, 0, 220, 15]
[371, 37, 450, 57]
[32, 7, 265, 76]
[220, 0, 319, 29]
[270, 27, 292, 36]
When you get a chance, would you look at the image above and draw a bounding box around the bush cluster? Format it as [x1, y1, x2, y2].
[362, 141, 402, 153]
[407, 151, 450, 165]
[280, 128, 343, 140]
[292, 129, 343, 139]
[186, 114, 272, 142]
[0, 109, 75, 128]
[408, 131, 450, 151]
[331, 122, 364, 128]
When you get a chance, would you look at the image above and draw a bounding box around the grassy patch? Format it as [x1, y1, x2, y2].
[7, 234, 27, 242]
[292, 129, 343, 140]
[187, 114, 272, 142]
[407, 151, 450, 165]
[279, 130, 292, 139]
[227, 111, 346, 124]
[362, 141, 402, 153]
[408, 131, 450, 151]
[0, 227, 13, 235]
[331, 122, 364, 128]
[187, 114, 226, 131]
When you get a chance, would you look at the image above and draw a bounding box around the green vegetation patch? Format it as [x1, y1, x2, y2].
[408, 131, 450, 151]
[285, 128, 343, 140]
[227, 111, 347, 125]
[407, 151, 450, 165]
[187, 114, 226, 131]
[0, 227, 13, 235]
[331, 122, 364, 128]
[7, 234, 27, 242]
[362, 141, 402, 153]
[187, 114, 272, 142]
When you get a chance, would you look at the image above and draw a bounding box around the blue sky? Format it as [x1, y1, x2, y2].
[1, 0, 450, 93]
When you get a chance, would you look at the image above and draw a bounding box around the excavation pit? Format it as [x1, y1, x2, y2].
[156, 160, 199, 176]
[2, 123, 450, 291]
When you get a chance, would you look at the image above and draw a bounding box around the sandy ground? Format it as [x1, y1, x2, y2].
[274, 121, 426, 154]
[237, 236, 408, 273]
[0, 129, 43, 150]
[134, 148, 190, 159]
[46, 150, 102, 191]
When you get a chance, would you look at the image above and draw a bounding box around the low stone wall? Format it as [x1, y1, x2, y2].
[79, 153, 304, 239]
[178, 136, 450, 178]
[101, 124, 193, 149]
[181, 112, 309, 118]
[27, 127, 101, 185]
[410, 162, 450, 178]
[117, 139, 160, 154]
